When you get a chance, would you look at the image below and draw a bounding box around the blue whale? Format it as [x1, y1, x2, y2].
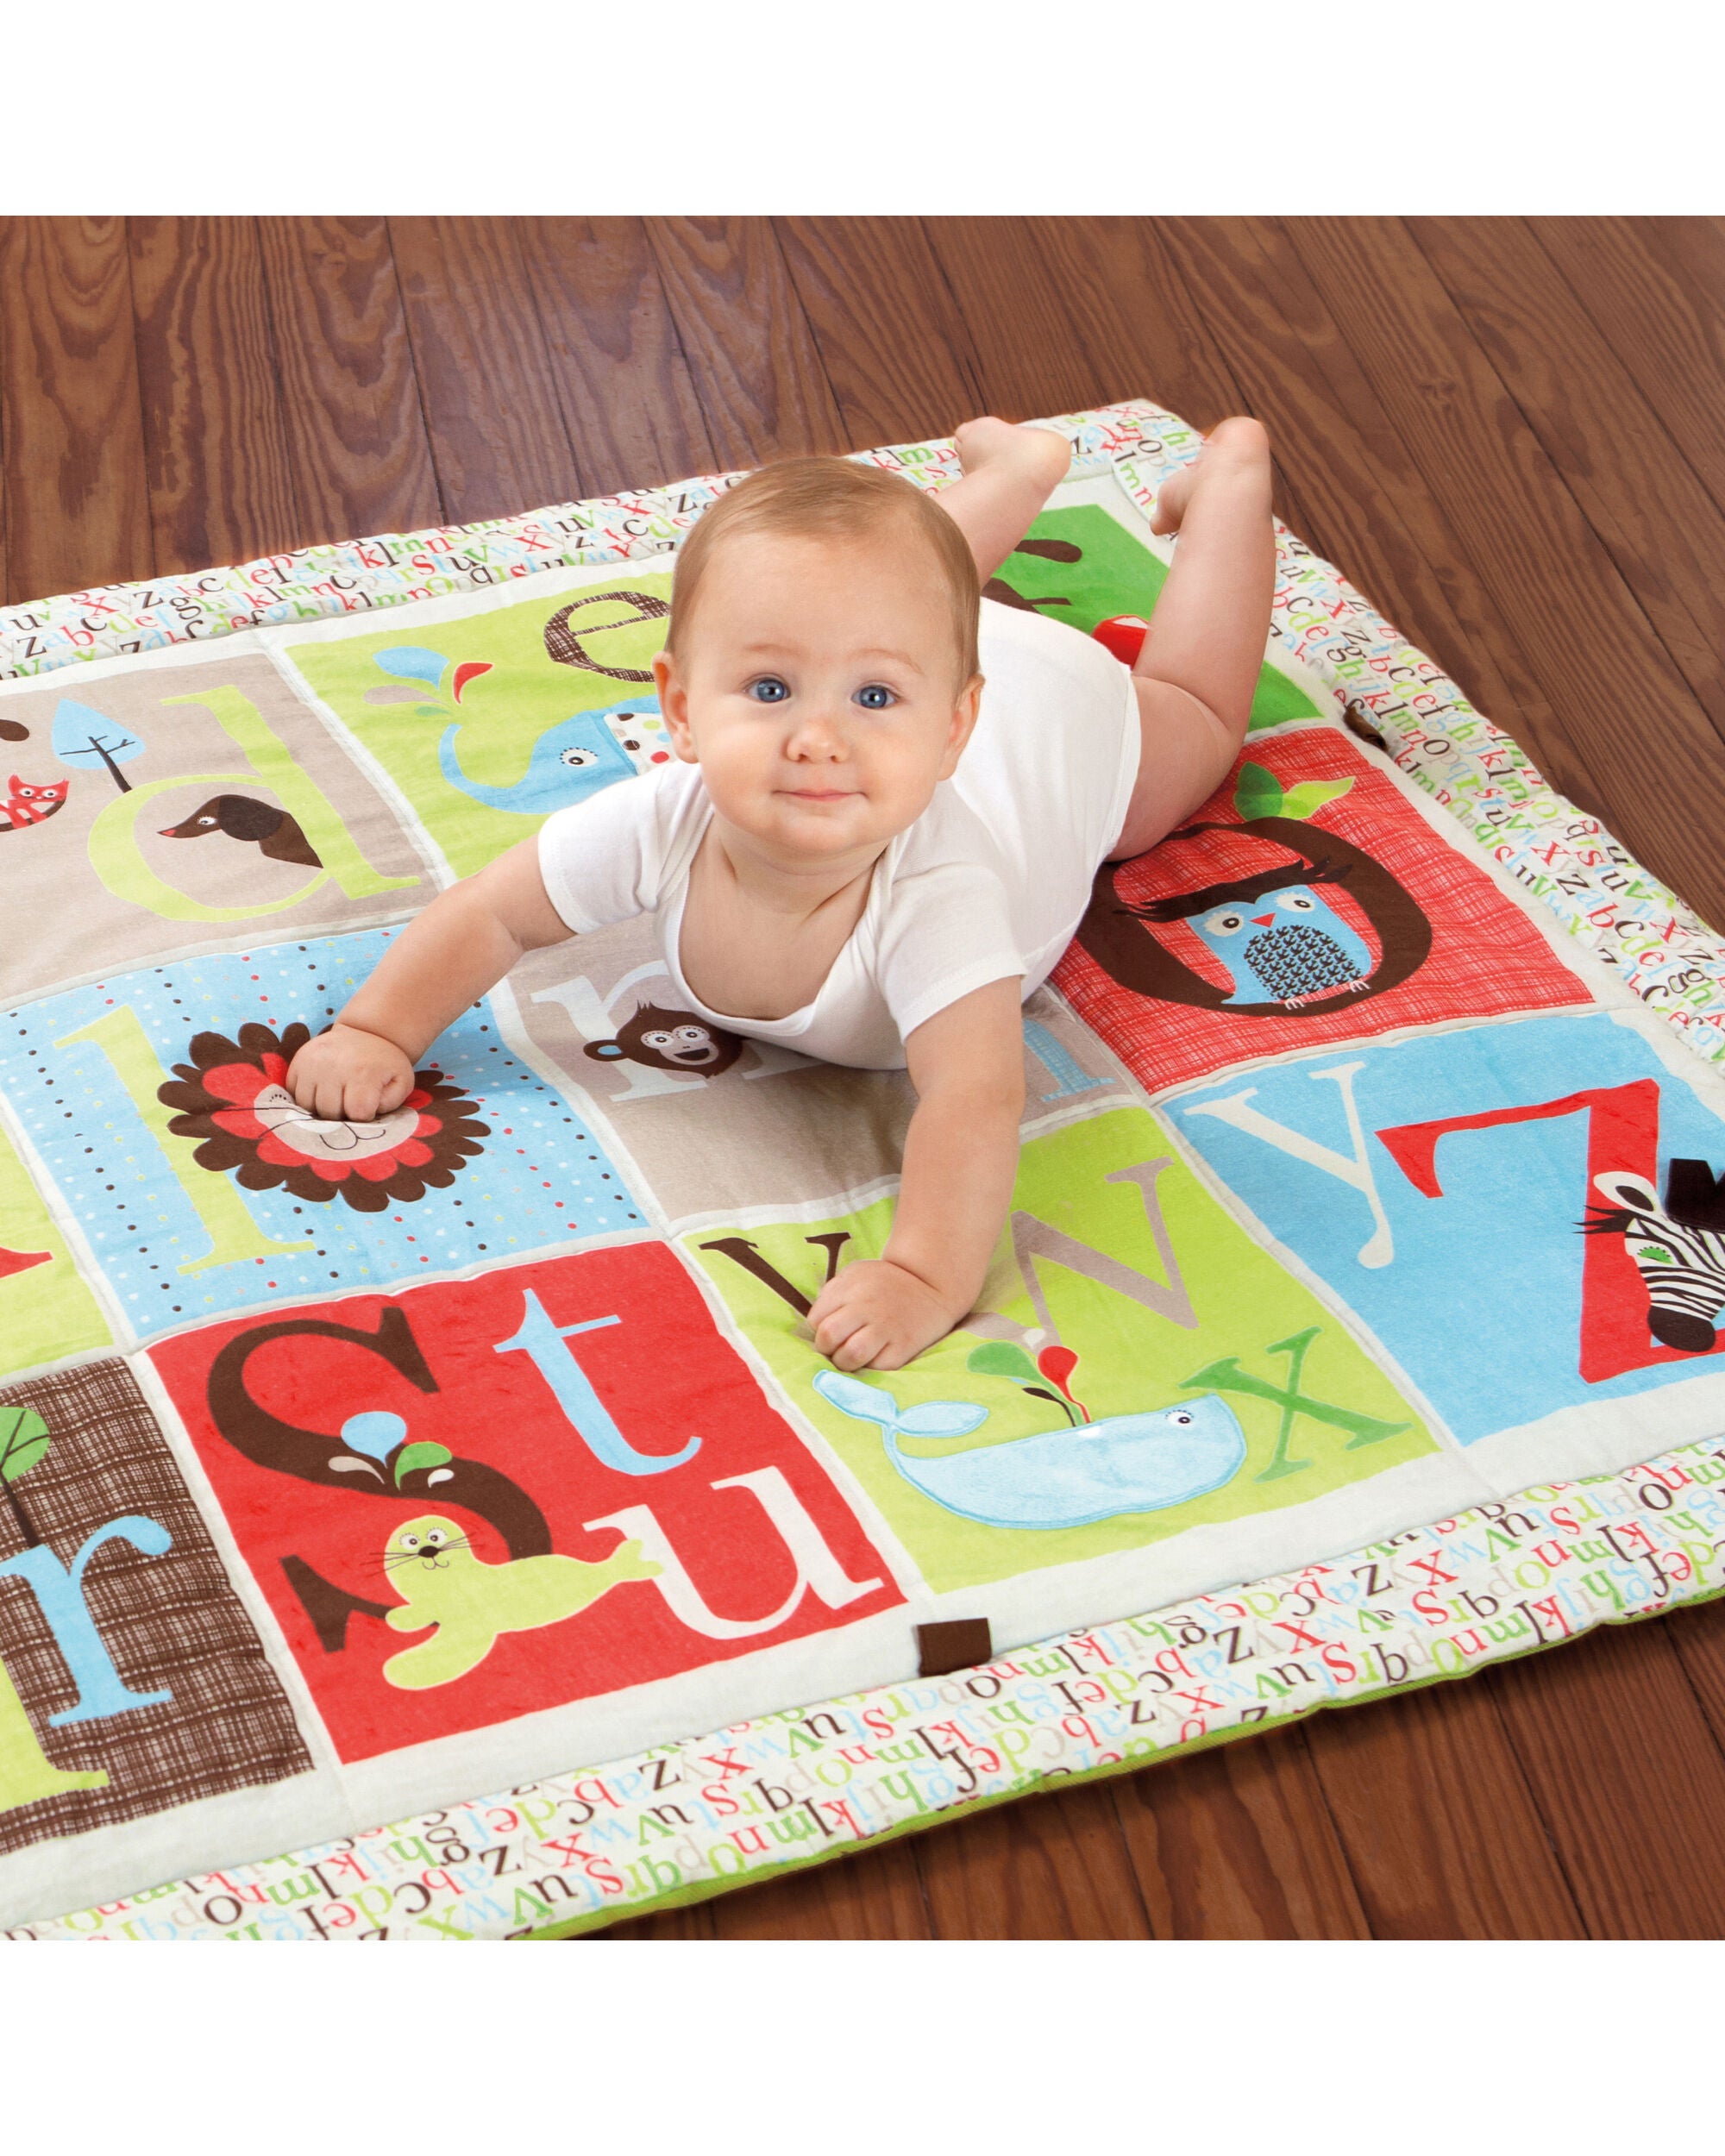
[812, 1370, 1247, 1529]
[438, 699, 654, 815]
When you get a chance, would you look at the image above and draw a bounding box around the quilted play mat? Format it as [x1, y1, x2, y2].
[5, 399, 1725, 1940]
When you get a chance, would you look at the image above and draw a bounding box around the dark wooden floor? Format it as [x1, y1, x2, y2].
[6, 216, 1725, 1938]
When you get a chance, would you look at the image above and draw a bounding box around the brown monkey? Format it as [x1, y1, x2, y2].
[583, 1002, 744, 1076]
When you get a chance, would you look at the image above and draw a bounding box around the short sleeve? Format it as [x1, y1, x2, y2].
[536, 773, 668, 934]
[874, 861, 1026, 1043]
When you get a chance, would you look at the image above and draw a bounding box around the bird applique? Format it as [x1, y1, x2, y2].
[159, 794, 322, 868]
[1189, 882, 1375, 1007]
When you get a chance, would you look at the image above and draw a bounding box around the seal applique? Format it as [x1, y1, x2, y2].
[379, 1515, 661, 1688]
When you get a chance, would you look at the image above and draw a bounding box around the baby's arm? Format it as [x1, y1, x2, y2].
[286, 839, 572, 1119]
[808, 979, 1025, 1371]
[935, 418, 1073, 583]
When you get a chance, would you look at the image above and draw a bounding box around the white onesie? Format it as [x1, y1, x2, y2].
[536, 597, 1140, 1070]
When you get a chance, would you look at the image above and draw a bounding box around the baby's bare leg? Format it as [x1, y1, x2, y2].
[1109, 417, 1276, 860]
[934, 417, 1072, 584]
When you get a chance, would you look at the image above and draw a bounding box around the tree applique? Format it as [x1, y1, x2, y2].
[51, 699, 144, 793]
[158, 1021, 489, 1212]
[0, 1405, 50, 1550]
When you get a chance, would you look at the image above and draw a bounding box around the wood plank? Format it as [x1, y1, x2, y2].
[387, 215, 580, 524]
[644, 218, 847, 467]
[127, 216, 299, 576]
[1111, 1727, 1371, 1938]
[706, 1837, 932, 1939]
[1483, 1620, 1725, 1937]
[1155, 217, 1555, 752]
[1303, 1681, 1586, 1936]
[0, 216, 151, 605]
[774, 216, 982, 447]
[512, 219, 716, 498]
[1026, 216, 1376, 590]
[1408, 215, 1725, 747]
[1531, 218, 1725, 523]
[1655, 1592, 1725, 1756]
[257, 215, 441, 545]
[1281, 216, 1725, 929]
[913, 1780, 1151, 1939]
[919, 218, 1114, 422]
[600, 1899, 718, 1940]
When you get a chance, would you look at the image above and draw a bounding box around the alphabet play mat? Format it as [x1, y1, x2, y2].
[5, 398, 1725, 1940]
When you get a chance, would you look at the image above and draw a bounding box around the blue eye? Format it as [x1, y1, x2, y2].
[856, 684, 894, 711]
[748, 676, 790, 703]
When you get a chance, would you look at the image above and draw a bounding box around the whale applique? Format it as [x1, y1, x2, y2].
[437, 702, 648, 816]
[812, 1370, 1247, 1529]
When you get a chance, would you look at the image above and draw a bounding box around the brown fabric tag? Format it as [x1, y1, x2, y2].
[916, 1619, 992, 1678]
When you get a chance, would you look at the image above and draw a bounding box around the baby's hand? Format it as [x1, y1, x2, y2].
[285, 1023, 417, 1123]
[809, 1258, 960, 1373]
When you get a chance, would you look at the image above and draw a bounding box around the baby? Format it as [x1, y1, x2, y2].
[287, 415, 1275, 1372]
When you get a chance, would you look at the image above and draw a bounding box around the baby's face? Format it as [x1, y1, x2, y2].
[654, 529, 981, 866]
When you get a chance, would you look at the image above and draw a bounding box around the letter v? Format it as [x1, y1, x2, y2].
[1182, 1061, 1395, 1268]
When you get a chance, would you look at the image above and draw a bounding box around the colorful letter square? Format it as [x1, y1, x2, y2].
[147, 1243, 902, 1762]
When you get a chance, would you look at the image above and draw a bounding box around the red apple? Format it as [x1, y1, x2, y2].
[1092, 615, 1151, 666]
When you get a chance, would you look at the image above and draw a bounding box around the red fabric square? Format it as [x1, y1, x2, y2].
[149, 1243, 900, 1763]
[1053, 730, 1595, 1096]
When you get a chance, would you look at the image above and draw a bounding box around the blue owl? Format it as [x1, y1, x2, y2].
[1189, 882, 1375, 1006]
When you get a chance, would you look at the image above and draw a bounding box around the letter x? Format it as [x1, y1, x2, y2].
[1181, 1327, 1409, 1483]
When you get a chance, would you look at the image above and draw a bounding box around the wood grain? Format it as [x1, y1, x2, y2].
[128, 216, 298, 576]
[1302, 1682, 1585, 1937]
[1155, 217, 1552, 746]
[645, 218, 847, 467]
[920, 218, 1113, 422]
[709, 1836, 932, 1939]
[388, 216, 580, 523]
[0, 216, 150, 604]
[775, 216, 982, 447]
[1283, 216, 1725, 927]
[1483, 1620, 1725, 1937]
[1110, 1727, 1370, 1939]
[1409, 215, 1725, 749]
[257, 215, 440, 544]
[913, 1780, 1151, 1939]
[1531, 218, 1725, 523]
[513, 219, 715, 498]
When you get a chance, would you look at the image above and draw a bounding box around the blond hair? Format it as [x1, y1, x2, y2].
[667, 456, 981, 685]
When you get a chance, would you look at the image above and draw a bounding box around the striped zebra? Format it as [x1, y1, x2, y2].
[1585, 1171, 1725, 1353]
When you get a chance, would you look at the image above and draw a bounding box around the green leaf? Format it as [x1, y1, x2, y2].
[1279, 777, 1355, 822]
[966, 1341, 1039, 1386]
[1233, 762, 1284, 821]
[393, 1441, 453, 1487]
[0, 1407, 50, 1485]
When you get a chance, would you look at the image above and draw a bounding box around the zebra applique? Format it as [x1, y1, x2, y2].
[1584, 1170, 1725, 1353]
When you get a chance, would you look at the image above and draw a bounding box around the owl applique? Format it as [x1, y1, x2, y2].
[1190, 883, 1376, 1007]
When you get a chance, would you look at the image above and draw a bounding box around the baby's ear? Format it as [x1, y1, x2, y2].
[938, 674, 985, 779]
[652, 649, 699, 762]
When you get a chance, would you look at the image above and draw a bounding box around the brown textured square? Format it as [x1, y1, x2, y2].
[0, 1358, 312, 1858]
[916, 1619, 993, 1678]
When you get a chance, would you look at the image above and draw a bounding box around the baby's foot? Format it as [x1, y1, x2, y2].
[955, 416, 1072, 491]
[1151, 415, 1270, 535]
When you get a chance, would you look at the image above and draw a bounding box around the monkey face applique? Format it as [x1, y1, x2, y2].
[584, 1004, 744, 1079]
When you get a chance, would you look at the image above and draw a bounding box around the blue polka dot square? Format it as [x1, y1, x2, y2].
[0, 930, 647, 1340]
